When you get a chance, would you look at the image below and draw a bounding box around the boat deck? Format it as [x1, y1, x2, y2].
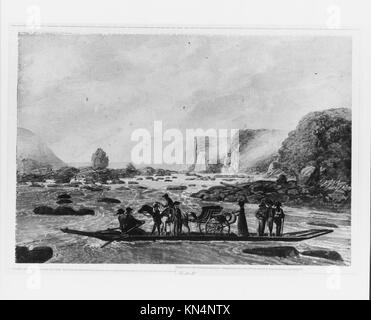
[61, 228, 333, 242]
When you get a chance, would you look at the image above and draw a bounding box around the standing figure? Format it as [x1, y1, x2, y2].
[116, 208, 126, 233]
[273, 201, 285, 236]
[236, 199, 249, 236]
[151, 202, 163, 235]
[162, 193, 176, 235]
[266, 199, 275, 237]
[173, 201, 183, 235]
[255, 201, 267, 236]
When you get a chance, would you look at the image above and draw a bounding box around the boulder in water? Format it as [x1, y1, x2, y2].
[83, 185, 105, 191]
[166, 185, 187, 191]
[34, 205, 94, 216]
[76, 208, 95, 216]
[116, 186, 130, 191]
[111, 179, 125, 184]
[67, 182, 81, 187]
[301, 250, 343, 262]
[57, 193, 71, 199]
[242, 246, 300, 258]
[30, 182, 44, 187]
[53, 166, 79, 183]
[97, 197, 121, 204]
[16, 246, 53, 263]
[139, 167, 156, 176]
[54, 206, 77, 215]
[56, 199, 73, 204]
[33, 206, 54, 215]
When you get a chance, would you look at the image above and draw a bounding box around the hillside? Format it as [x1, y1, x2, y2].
[277, 108, 351, 184]
[17, 127, 65, 173]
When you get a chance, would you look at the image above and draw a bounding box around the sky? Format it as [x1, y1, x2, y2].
[17, 33, 352, 163]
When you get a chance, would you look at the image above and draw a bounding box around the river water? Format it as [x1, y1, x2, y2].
[16, 174, 350, 265]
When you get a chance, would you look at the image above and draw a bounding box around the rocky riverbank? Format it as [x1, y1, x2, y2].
[190, 176, 350, 208]
[17, 165, 176, 184]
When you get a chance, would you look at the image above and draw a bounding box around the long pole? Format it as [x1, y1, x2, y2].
[100, 223, 143, 248]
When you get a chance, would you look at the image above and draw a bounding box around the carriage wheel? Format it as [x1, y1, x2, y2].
[217, 222, 230, 234]
[205, 219, 224, 234]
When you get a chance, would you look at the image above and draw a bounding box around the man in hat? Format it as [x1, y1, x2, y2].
[265, 198, 275, 237]
[173, 201, 183, 235]
[151, 202, 163, 235]
[273, 201, 285, 236]
[162, 193, 174, 208]
[162, 193, 177, 235]
[116, 207, 142, 234]
[255, 200, 267, 236]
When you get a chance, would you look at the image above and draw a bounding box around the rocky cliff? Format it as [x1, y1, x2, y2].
[277, 108, 351, 184]
[17, 127, 65, 173]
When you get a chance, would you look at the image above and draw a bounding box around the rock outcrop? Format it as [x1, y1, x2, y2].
[301, 250, 343, 261]
[17, 159, 53, 176]
[139, 167, 156, 176]
[190, 176, 349, 206]
[242, 246, 300, 258]
[33, 206, 95, 216]
[57, 194, 71, 199]
[97, 198, 121, 204]
[298, 166, 319, 186]
[166, 185, 187, 191]
[91, 148, 109, 169]
[56, 199, 73, 204]
[16, 246, 53, 263]
[277, 108, 351, 184]
[191, 180, 297, 204]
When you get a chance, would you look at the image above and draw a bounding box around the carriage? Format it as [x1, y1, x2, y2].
[189, 205, 236, 234]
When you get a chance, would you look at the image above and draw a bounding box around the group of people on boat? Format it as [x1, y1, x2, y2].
[232, 198, 285, 237]
[144, 194, 184, 235]
[116, 207, 142, 234]
[116, 193, 183, 235]
[254, 199, 285, 236]
[116, 194, 285, 237]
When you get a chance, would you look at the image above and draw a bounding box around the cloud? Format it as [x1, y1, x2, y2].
[17, 33, 352, 163]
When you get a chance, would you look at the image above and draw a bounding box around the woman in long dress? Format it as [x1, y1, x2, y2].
[236, 199, 250, 236]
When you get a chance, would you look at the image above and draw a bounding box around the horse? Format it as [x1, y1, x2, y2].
[137, 204, 166, 235]
[138, 204, 191, 235]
